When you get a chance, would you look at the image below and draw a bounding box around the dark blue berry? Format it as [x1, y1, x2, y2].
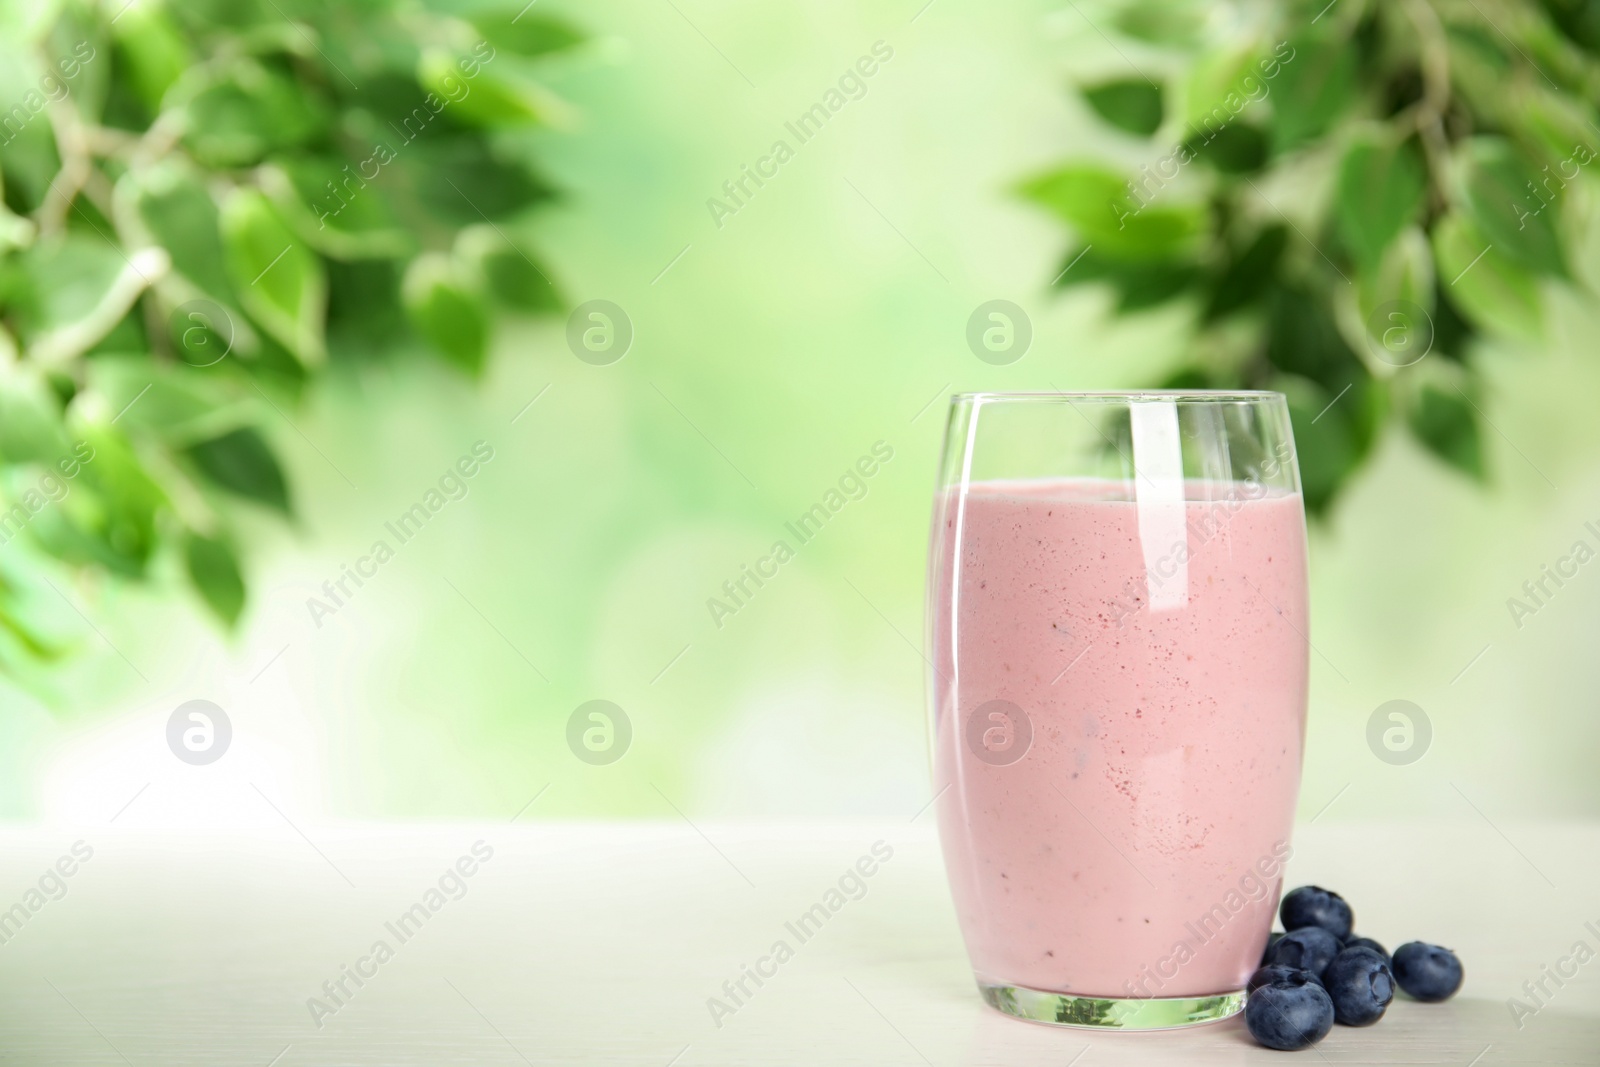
[1265, 926, 1342, 979]
[1392, 942, 1463, 1002]
[1279, 885, 1354, 941]
[1245, 972, 1335, 1051]
[1261, 931, 1285, 966]
[1344, 936, 1389, 961]
[1249, 964, 1321, 992]
[1323, 948, 1395, 1025]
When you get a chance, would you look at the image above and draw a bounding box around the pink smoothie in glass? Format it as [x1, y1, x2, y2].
[930, 477, 1308, 999]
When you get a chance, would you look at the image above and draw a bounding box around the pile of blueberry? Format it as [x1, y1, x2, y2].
[1245, 885, 1463, 1051]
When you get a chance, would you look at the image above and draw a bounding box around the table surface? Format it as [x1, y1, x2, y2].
[0, 820, 1593, 1065]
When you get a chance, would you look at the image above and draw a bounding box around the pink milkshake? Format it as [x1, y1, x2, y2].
[929, 475, 1308, 1020]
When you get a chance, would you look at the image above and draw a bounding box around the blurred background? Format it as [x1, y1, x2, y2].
[2, 0, 1599, 826]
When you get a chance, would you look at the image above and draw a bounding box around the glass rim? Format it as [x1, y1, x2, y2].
[951, 390, 1285, 404]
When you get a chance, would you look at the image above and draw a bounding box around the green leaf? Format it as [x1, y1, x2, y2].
[1183, 41, 1268, 129]
[1445, 23, 1513, 75]
[0, 553, 79, 672]
[52, 424, 166, 577]
[470, 11, 584, 57]
[402, 252, 490, 373]
[185, 426, 292, 514]
[1203, 224, 1286, 320]
[1441, 25, 1515, 123]
[1521, 89, 1597, 170]
[110, 1, 191, 113]
[184, 530, 246, 626]
[1053, 245, 1198, 311]
[1270, 37, 1357, 153]
[0, 200, 33, 255]
[1266, 283, 1362, 388]
[0, 45, 63, 215]
[184, 59, 332, 168]
[456, 225, 560, 311]
[418, 47, 544, 127]
[1184, 122, 1267, 173]
[1019, 165, 1205, 260]
[43, 6, 107, 122]
[0, 123, 59, 216]
[1431, 280, 1476, 361]
[1278, 375, 1359, 515]
[1408, 383, 1486, 480]
[1355, 227, 1436, 368]
[220, 187, 327, 366]
[1431, 210, 1542, 340]
[1346, 373, 1390, 463]
[1111, 1, 1203, 47]
[7, 235, 125, 341]
[0, 0, 66, 45]
[1081, 79, 1163, 136]
[261, 159, 413, 261]
[1540, 0, 1600, 52]
[344, 71, 442, 132]
[1158, 366, 1222, 390]
[86, 357, 248, 446]
[132, 163, 236, 302]
[326, 258, 407, 358]
[165, 0, 276, 30]
[1335, 136, 1425, 272]
[400, 135, 557, 224]
[1359, 227, 1434, 317]
[1459, 137, 1567, 276]
[0, 370, 67, 464]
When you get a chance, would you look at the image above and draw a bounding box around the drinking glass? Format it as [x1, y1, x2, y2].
[926, 391, 1308, 1029]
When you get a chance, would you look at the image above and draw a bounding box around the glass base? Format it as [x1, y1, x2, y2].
[979, 981, 1245, 1030]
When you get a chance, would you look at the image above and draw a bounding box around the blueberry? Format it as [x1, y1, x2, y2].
[1245, 972, 1335, 1051]
[1323, 948, 1395, 1025]
[1344, 936, 1389, 961]
[1265, 926, 1342, 979]
[1279, 885, 1354, 941]
[1261, 930, 1285, 966]
[1249, 964, 1321, 992]
[1392, 942, 1463, 1002]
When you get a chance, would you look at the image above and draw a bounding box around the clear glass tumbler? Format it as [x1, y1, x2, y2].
[926, 392, 1309, 1029]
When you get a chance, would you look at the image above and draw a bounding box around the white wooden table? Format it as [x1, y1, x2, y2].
[0, 821, 1593, 1064]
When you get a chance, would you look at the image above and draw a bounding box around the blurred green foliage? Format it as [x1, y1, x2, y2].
[0, 0, 576, 691]
[1023, 0, 1600, 512]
